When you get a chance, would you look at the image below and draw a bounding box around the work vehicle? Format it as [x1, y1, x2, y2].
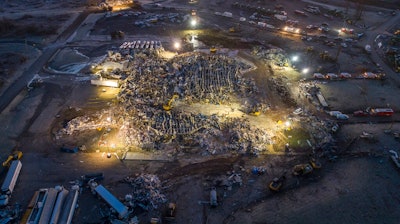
[0, 160, 22, 206]
[268, 175, 286, 192]
[369, 108, 394, 116]
[309, 158, 322, 169]
[163, 94, 179, 111]
[2, 151, 23, 167]
[292, 163, 313, 176]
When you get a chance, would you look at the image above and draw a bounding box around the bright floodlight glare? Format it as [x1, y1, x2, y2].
[292, 55, 299, 62]
[285, 121, 291, 127]
[190, 18, 197, 27]
[174, 42, 181, 49]
[302, 68, 309, 74]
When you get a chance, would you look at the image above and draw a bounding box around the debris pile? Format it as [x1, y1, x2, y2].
[58, 49, 273, 154]
[124, 174, 167, 211]
[252, 46, 289, 67]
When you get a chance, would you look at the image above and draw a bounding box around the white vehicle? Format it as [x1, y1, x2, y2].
[329, 111, 342, 117]
[239, 17, 246, 22]
[339, 72, 352, 78]
[283, 26, 300, 33]
[313, 73, 324, 79]
[222, 12, 233, 17]
[293, 108, 303, 115]
[325, 73, 338, 79]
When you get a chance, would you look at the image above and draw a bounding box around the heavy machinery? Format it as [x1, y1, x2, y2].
[210, 46, 217, 54]
[249, 104, 261, 116]
[163, 94, 179, 111]
[268, 174, 286, 192]
[309, 158, 322, 169]
[292, 163, 313, 176]
[2, 151, 23, 167]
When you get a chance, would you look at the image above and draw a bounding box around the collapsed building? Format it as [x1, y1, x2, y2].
[57, 43, 336, 156]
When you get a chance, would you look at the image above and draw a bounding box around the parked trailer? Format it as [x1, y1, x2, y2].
[58, 185, 79, 224]
[94, 184, 128, 219]
[0, 160, 22, 206]
[27, 189, 49, 224]
[38, 188, 58, 224]
[20, 191, 40, 223]
[49, 188, 69, 224]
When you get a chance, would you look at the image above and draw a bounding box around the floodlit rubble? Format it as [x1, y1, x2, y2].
[57, 47, 277, 154]
[56, 43, 338, 156]
[124, 174, 167, 211]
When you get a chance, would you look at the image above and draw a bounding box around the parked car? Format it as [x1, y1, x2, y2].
[353, 110, 369, 116]
[325, 73, 338, 79]
[339, 72, 352, 78]
[313, 73, 324, 79]
[336, 113, 349, 120]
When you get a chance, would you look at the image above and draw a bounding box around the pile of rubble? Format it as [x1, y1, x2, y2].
[124, 174, 167, 211]
[252, 46, 289, 67]
[268, 76, 296, 106]
[58, 49, 274, 154]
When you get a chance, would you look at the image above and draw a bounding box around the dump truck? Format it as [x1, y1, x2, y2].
[0, 160, 22, 206]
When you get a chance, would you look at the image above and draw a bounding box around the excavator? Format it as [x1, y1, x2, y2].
[2, 151, 23, 167]
[210, 46, 217, 54]
[249, 104, 261, 116]
[163, 94, 179, 111]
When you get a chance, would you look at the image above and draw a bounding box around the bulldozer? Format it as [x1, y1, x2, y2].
[268, 174, 286, 192]
[210, 46, 217, 54]
[2, 151, 23, 167]
[163, 94, 179, 111]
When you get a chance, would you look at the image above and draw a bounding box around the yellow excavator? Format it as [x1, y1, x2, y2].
[249, 105, 261, 116]
[2, 151, 23, 167]
[163, 94, 179, 111]
[210, 46, 217, 54]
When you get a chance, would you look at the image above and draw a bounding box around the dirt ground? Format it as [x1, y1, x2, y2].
[0, 0, 399, 223]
